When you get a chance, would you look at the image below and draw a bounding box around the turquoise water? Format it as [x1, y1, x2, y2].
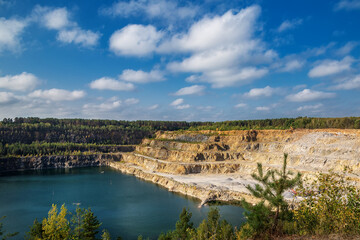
[0, 167, 245, 239]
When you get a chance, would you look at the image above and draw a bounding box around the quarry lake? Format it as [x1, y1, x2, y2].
[0, 167, 245, 239]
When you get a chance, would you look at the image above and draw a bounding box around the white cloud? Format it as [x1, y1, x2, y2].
[332, 75, 360, 90]
[109, 24, 163, 56]
[0, 92, 19, 104]
[90, 77, 135, 91]
[102, 0, 197, 21]
[83, 100, 122, 111]
[124, 98, 139, 105]
[256, 106, 270, 111]
[0, 72, 39, 91]
[235, 103, 247, 108]
[286, 89, 336, 102]
[42, 7, 70, 30]
[278, 59, 305, 72]
[119, 69, 164, 83]
[244, 86, 279, 98]
[170, 98, 184, 106]
[163, 5, 274, 88]
[57, 28, 100, 47]
[148, 104, 159, 110]
[32, 6, 100, 47]
[170, 98, 190, 110]
[308, 56, 353, 78]
[334, 0, 360, 10]
[29, 88, 85, 101]
[173, 85, 205, 96]
[335, 42, 358, 55]
[0, 17, 27, 52]
[176, 104, 190, 110]
[297, 103, 323, 111]
[277, 19, 303, 32]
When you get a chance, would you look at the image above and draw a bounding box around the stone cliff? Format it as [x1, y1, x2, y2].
[110, 129, 360, 205]
[0, 154, 122, 173]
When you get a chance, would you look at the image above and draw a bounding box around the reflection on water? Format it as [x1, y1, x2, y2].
[0, 167, 245, 239]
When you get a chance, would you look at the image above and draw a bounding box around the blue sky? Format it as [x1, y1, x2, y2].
[0, 0, 360, 121]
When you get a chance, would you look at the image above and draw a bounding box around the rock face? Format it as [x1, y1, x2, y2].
[114, 129, 360, 204]
[0, 154, 122, 173]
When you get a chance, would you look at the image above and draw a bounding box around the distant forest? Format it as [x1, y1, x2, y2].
[0, 116, 360, 157]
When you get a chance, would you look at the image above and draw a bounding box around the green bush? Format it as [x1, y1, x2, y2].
[294, 171, 360, 235]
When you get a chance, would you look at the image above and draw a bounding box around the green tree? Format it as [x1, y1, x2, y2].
[173, 208, 194, 240]
[191, 208, 235, 240]
[71, 207, 101, 240]
[101, 230, 111, 240]
[241, 153, 301, 237]
[26, 218, 43, 240]
[42, 204, 70, 240]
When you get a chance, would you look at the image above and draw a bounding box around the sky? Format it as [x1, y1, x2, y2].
[0, 0, 360, 121]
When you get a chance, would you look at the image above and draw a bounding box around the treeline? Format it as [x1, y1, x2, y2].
[1, 117, 360, 147]
[188, 116, 360, 131]
[0, 117, 206, 145]
[0, 142, 134, 158]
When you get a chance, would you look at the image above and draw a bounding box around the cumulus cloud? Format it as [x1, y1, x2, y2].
[286, 89, 335, 102]
[0, 17, 27, 52]
[332, 75, 360, 90]
[297, 103, 323, 111]
[90, 77, 135, 91]
[29, 88, 85, 101]
[32, 6, 100, 47]
[109, 24, 163, 56]
[148, 104, 159, 110]
[57, 28, 100, 47]
[173, 85, 205, 96]
[41, 7, 71, 30]
[124, 98, 139, 105]
[119, 69, 164, 83]
[334, 0, 360, 10]
[83, 99, 122, 111]
[175, 104, 190, 110]
[170, 98, 184, 106]
[308, 56, 353, 78]
[235, 103, 247, 108]
[243, 86, 280, 98]
[101, 0, 197, 22]
[0, 72, 39, 91]
[277, 59, 305, 72]
[0, 92, 20, 104]
[163, 5, 274, 88]
[170, 98, 190, 109]
[256, 106, 270, 111]
[277, 19, 303, 32]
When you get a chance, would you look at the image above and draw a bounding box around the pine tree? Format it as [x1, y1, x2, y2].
[42, 204, 71, 240]
[82, 208, 102, 240]
[101, 229, 111, 240]
[241, 153, 301, 236]
[173, 208, 194, 240]
[26, 218, 43, 240]
[71, 207, 101, 240]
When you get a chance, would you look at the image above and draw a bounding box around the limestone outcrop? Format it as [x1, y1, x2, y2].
[114, 129, 360, 205]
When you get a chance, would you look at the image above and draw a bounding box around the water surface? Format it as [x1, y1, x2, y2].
[0, 167, 245, 239]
